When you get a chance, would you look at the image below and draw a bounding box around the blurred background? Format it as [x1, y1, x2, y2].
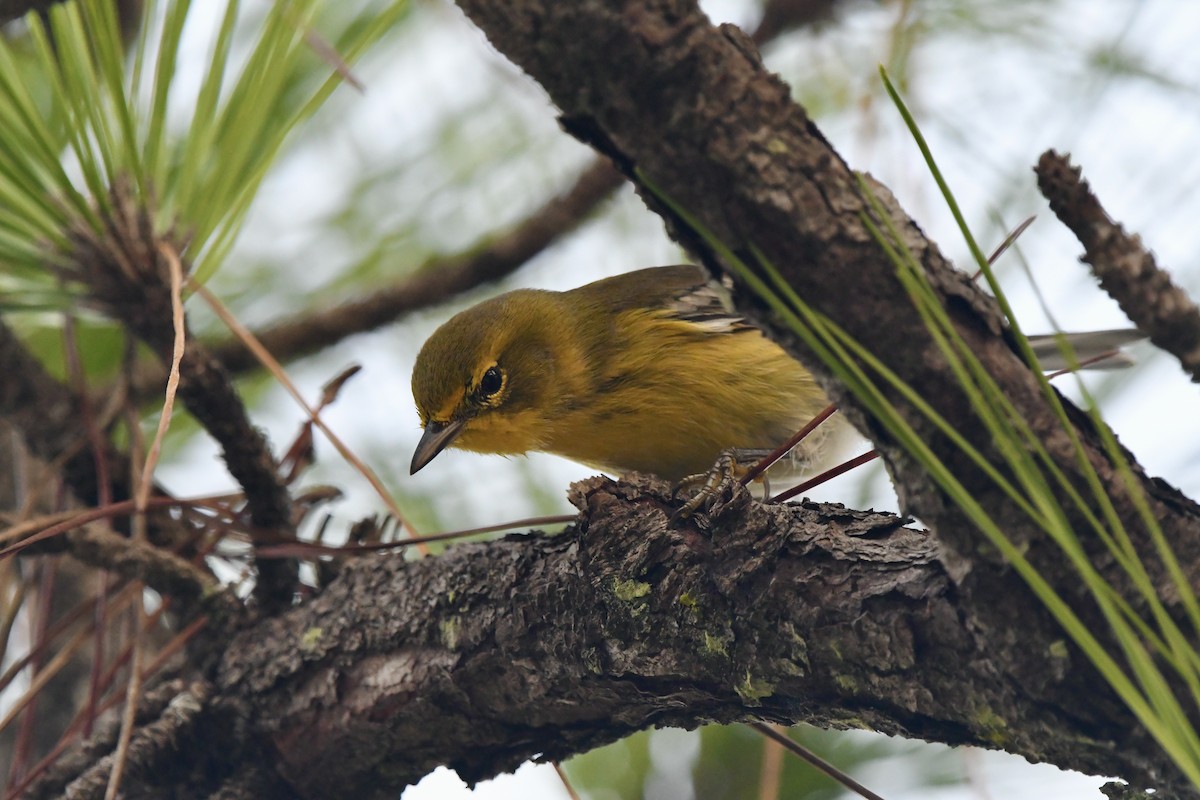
[130, 0, 1200, 797]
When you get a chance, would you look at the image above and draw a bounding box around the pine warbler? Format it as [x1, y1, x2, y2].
[410, 265, 834, 481]
[409, 265, 1142, 481]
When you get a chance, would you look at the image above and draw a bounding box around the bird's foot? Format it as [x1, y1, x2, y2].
[672, 449, 772, 520]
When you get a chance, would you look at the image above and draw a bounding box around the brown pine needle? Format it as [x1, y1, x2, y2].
[0, 581, 141, 698]
[772, 450, 879, 503]
[976, 214, 1037, 279]
[757, 722, 786, 800]
[742, 403, 839, 485]
[134, 244, 186, 512]
[7, 613, 206, 800]
[0, 624, 92, 737]
[254, 514, 577, 558]
[552, 763, 582, 800]
[1046, 347, 1131, 380]
[747, 722, 887, 800]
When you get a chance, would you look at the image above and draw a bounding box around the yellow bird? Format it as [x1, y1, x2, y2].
[409, 265, 835, 481]
[409, 265, 1141, 482]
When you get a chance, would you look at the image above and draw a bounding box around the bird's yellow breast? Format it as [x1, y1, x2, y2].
[532, 309, 829, 480]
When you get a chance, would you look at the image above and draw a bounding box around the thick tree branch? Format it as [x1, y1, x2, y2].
[40, 477, 1191, 798]
[16, 3, 1200, 797]
[1036, 150, 1200, 383]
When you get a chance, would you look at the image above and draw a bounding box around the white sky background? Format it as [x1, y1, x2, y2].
[151, 0, 1200, 797]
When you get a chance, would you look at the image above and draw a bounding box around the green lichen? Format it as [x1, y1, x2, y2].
[840, 716, 872, 730]
[612, 578, 651, 602]
[766, 138, 789, 154]
[833, 673, 857, 693]
[735, 671, 775, 704]
[975, 705, 1009, 746]
[299, 626, 324, 652]
[439, 617, 461, 650]
[1048, 639, 1069, 660]
[703, 631, 728, 657]
[678, 591, 699, 610]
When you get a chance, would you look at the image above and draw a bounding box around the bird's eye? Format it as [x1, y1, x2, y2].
[479, 366, 504, 398]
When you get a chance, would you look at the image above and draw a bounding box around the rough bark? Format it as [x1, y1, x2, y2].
[35, 478, 1189, 799]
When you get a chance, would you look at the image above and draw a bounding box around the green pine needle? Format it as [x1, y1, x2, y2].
[0, 0, 409, 303]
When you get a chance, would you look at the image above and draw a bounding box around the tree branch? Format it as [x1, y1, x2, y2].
[18, 3, 1200, 797]
[1036, 149, 1200, 383]
[125, 158, 625, 401]
[40, 477, 1192, 798]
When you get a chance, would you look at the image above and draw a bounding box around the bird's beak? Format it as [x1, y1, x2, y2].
[410, 419, 466, 474]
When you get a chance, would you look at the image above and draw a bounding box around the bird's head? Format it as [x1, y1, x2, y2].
[409, 290, 567, 474]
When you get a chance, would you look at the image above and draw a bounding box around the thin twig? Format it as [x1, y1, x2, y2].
[757, 723, 786, 800]
[254, 513, 576, 559]
[6, 559, 56, 786]
[0, 623, 93, 737]
[104, 405, 152, 800]
[552, 763, 582, 800]
[747, 722, 887, 800]
[1036, 150, 1200, 382]
[0, 582, 140, 699]
[742, 403, 839, 485]
[191, 281, 424, 545]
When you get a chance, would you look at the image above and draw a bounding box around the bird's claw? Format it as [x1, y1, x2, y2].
[673, 450, 762, 520]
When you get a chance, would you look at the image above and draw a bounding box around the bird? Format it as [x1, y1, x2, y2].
[409, 264, 1141, 482]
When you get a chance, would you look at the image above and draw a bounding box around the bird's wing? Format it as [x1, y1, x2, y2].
[573, 264, 756, 333]
[661, 275, 755, 333]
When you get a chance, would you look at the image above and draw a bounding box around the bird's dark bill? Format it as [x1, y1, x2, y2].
[410, 419, 466, 474]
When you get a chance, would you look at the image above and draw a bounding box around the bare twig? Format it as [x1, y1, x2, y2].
[192, 283, 423, 545]
[552, 763, 582, 800]
[63, 184, 298, 613]
[104, 405, 151, 800]
[747, 722, 886, 800]
[757, 723, 786, 800]
[1036, 150, 1200, 382]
